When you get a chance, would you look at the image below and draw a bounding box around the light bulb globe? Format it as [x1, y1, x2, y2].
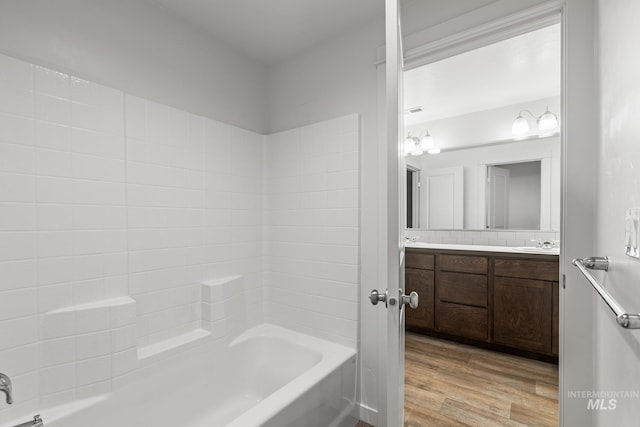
[512, 116, 529, 135]
[538, 110, 559, 131]
[420, 133, 434, 150]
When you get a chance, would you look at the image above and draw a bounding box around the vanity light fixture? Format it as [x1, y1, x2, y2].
[512, 107, 559, 137]
[404, 130, 440, 156]
[404, 133, 422, 156]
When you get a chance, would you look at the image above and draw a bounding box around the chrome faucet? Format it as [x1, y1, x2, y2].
[530, 239, 559, 249]
[0, 373, 12, 404]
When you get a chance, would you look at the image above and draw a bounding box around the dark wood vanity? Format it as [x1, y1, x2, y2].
[405, 247, 559, 361]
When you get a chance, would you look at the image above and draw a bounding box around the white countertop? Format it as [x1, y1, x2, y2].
[405, 242, 559, 256]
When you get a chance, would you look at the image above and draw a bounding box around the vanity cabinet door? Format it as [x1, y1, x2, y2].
[437, 302, 488, 341]
[405, 268, 434, 330]
[493, 277, 553, 354]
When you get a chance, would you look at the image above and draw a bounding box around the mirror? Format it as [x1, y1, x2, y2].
[403, 23, 561, 231]
[405, 135, 560, 230]
[486, 161, 541, 230]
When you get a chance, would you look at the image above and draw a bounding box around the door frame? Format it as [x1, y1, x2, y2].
[406, 164, 421, 228]
[376, 1, 567, 425]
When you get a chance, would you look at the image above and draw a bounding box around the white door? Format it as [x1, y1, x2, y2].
[384, 0, 406, 425]
[407, 167, 420, 228]
[487, 165, 510, 229]
[424, 167, 464, 229]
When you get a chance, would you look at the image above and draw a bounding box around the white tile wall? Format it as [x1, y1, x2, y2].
[0, 54, 268, 421]
[265, 115, 360, 349]
[125, 96, 205, 346]
[0, 52, 360, 422]
[201, 276, 247, 341]
[125, 96, 265, 347]
[201, 122, 266, 334]
[406, 229, 560, 247]
[0, 54, 129, 421]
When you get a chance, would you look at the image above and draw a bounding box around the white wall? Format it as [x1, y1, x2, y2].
[124, 96, 265, 347]
[593, 0, 640, 424]
[0, 54, 266, 422]
[405, 96, 561, 149]
[266, 20, 384, 423]
[265, 115, 360, 349]
[0, 0, 267, 133]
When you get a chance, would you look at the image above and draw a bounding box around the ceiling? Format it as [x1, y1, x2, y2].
[404, 24, 561, 126]
[150, 0, 384, 65]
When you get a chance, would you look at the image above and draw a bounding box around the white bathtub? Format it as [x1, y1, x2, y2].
[13, 324, 357, 427]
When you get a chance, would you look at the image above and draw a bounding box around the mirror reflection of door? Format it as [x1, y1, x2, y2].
[406, 167, 421, 228]
[487, 165, 510, 229]
[486, 161, 542, 230]
[424, 166, 463, 229]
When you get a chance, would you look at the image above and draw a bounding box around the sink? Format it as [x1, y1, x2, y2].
[513, 246, 559, 255]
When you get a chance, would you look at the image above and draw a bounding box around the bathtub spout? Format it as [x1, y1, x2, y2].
[0, 373, 12, 404]
[12, 415, 43, 427]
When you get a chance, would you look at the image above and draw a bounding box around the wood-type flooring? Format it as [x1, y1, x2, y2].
[356, 332, 558, 426]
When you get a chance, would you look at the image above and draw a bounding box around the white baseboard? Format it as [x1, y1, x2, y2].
[358, 403, 378, 426]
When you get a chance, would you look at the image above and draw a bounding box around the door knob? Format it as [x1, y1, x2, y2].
[369, 289, 388, 306]
[401, 291, 419, 309]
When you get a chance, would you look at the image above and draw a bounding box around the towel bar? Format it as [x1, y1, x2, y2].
[572, 257, 640, 329]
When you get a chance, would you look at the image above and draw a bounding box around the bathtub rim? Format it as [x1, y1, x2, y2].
[224, 323, 357, 427]
[0, 323, 357, 427]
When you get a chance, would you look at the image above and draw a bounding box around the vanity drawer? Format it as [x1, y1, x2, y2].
[406, 268, 435, 330]
[438, 271, 487, 307]
[406, 252, 435, 270]
[437, 302, 488, 341]
[439, 254, 488, 274]
[494, 259, 559, 281]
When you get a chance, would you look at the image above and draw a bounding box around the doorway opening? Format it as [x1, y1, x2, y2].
[401, 19, 561, 426]
[407, 166, 420, 228]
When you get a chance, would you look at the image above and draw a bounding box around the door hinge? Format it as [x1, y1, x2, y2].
[562, 273, 566, 289]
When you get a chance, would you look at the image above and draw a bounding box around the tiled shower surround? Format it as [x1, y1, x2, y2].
[266, 117, 359, 347]
[0, 53, 360, 420]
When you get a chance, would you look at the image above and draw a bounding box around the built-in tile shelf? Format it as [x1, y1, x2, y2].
[137, 329, 210, 363]
[34, 275, 248, 410]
